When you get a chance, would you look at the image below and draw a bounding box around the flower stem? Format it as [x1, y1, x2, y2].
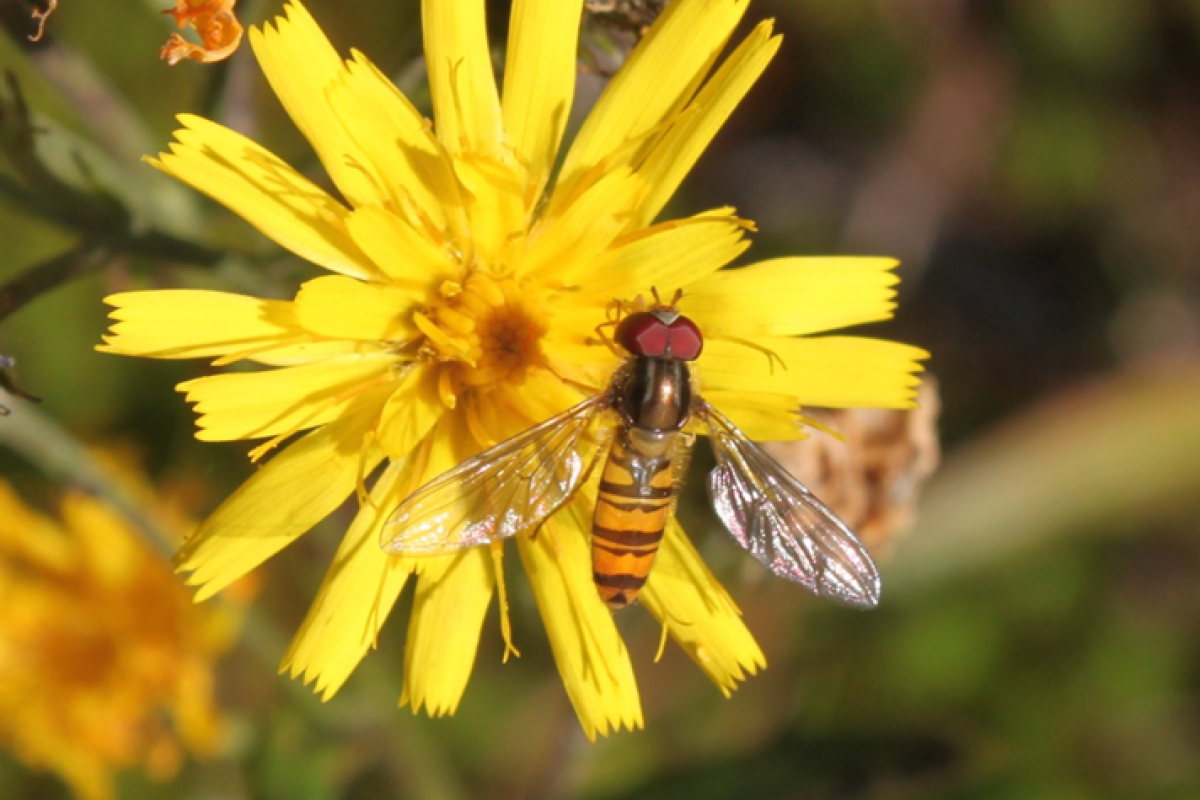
[0, 241, 112, 323]
[0, 393, 177, 558]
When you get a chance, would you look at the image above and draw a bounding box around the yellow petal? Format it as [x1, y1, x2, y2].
[542, 328, 622, 386]
[250, 2, 387, 207]
[176, 397, 385, 600]
[177, 356, 397, 441]
[517, 503, 643, 740]
[682, 257, 899, 338]
[383, 409, 501, 716]
[640, 520, 766, 695]
[249, 340, 383, 367]
[99, 290, 301, 360]
[578, 210, 749, 299]
[698, 337, 929, 409]
[501, 0, 585, 192]
[346, 205, 459, 286]
[284, 419, 474, 702]
[700, 390, 807, 441]
[328, 53, 464, 237]
[63, 493, 144, 585]
[295, 276, 420, 342]
[634, 21, 780, 227]
[454, 152, 529, 268]
[401, 547, 495, 717]
[386, 411, 487, 567]
[149, 115, 376, 279]
[0, 483, 71, 572]
[556, 0, 749, 194]
[485, 371, 596, 439]
[423, 0, 502, 157]
[283, 459, 417, 699]
[377, 365, 445, 460]
[519, 166, 644, 283]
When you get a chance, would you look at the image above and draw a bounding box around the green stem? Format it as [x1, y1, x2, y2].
[0, 393, 176, 558]
[0, 241, 111, 323]
[888, 364, 1200, 591]
[123, 228, 227, 266]
[0, 229, 225, 327]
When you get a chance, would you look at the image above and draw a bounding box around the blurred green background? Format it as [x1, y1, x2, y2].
[3, 0, 1200, 798]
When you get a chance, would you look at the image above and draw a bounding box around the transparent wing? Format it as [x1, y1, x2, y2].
[381, 394, 610, 555]
[696, 398, 881, 608]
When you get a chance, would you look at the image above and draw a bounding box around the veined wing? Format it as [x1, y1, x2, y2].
[695, 398, 881, 609]
[381, 394, 610, 555]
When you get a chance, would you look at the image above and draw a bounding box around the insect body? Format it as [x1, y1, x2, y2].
[382, 300, 881, 610]
[590, 310, 699, 607]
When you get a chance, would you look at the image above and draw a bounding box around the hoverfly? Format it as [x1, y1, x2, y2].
[381, 293, 881, 610]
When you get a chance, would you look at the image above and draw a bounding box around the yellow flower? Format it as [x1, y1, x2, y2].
[0, 479, 240, 800]
[99, 0, 926, 738]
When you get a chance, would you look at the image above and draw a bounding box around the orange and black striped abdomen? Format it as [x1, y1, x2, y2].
[592, 429, 677, 609]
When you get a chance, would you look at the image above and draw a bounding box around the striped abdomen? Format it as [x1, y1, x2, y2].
[592, 428, 677, 609]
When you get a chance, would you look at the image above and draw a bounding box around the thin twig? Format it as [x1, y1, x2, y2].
[0, 354, 39, 409]
[0, 241, 112, 324]
[29, 0, 57, 42]
[0, 229, 226, 326]
[123, 228, 227, 267]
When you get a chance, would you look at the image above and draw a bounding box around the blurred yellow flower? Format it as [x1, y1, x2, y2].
[99, 0, 925, 738]
[0, 480, 240, 800]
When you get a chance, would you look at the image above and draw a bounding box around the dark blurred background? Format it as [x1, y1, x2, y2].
[3, 0, 1200, 798]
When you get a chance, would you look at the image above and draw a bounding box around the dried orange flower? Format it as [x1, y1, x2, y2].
[160, 0, 243, 65]
[763, 379, 940, 555]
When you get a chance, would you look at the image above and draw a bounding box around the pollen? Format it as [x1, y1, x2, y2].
[420, 272, 549, 403]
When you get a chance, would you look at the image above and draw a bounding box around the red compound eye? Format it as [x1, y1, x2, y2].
[615, 312, 668, 356]
[614, 312, 704, 361]
[665, 315, 703, 360]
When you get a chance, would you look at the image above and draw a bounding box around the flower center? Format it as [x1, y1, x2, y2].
[415, 272, 549, 407]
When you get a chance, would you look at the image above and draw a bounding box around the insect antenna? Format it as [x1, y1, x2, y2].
[705, 333, 788, 376]
[648, 286, 684, 309]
